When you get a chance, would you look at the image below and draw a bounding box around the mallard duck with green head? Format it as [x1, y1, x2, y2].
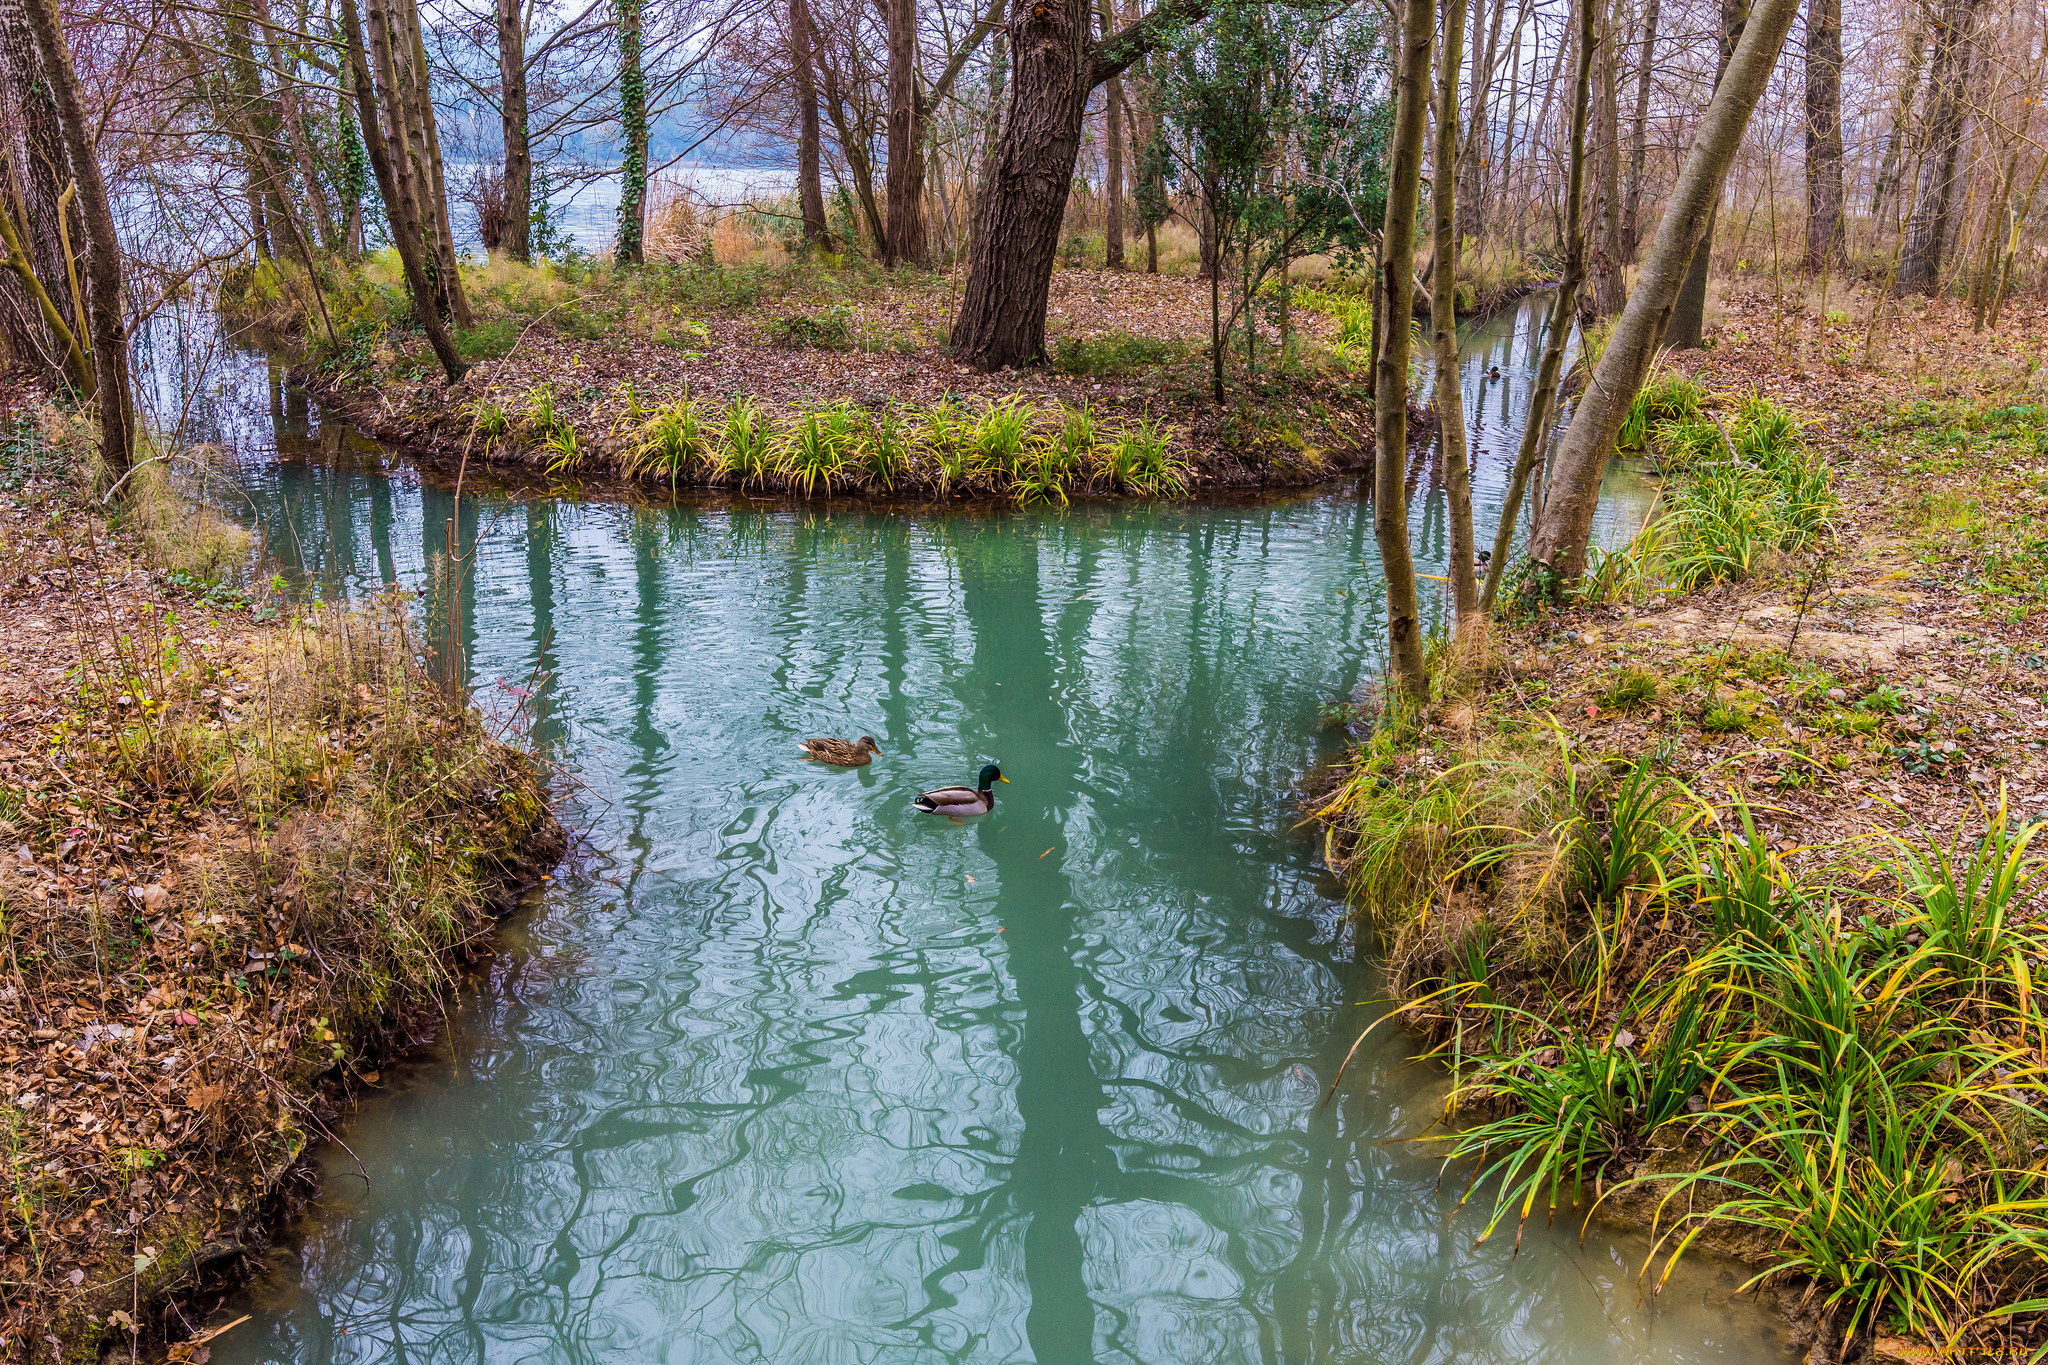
[800, 735, 882, 766]
[912, 764, 1007, 821]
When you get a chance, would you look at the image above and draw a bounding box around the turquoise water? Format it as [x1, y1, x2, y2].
[178, 300, 1785, 1364]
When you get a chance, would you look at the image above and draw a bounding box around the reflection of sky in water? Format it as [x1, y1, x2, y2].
[171, 299, 1786, 1365]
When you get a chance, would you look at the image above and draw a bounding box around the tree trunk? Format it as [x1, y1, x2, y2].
[497, 0, 532, 261]
[1589, 0, 1625, 316]
[1871, 16, 1927, 221]
[1663, 0, 1747, 348]
[1802, 0, 1842, 271]
[1102, 42, 1124, 269]
[342, 0, 467, 381]
[790, 0, 829, 245]
[1518, 30, 1566, 253]
[398, 0, 470, 323]
[0, 0, 83, 392]
[882, 0, 925, 265]
[1457, 0, 1506, 235]
[1434, 0, 1478, 632]
[1482, 0, 1594, 613]
[615, 0, 648, 265]
[948, 0, 1204, 369]
[1373, 0, 1432, 702]
[18, 0, 131, 475]
[818, 56, 888, 249]
[1896, 0, 1981, 294]
[1621, 0, 1656, 260]
[1529, 0, 1802, 585]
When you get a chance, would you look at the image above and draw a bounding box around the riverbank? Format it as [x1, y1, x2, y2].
[1312, 284, 2048, 1363]
[224, 254, 1438, 504]
[0, 395, 564, 1360]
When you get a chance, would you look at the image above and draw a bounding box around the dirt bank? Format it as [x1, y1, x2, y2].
[0, 393, 565, 1362]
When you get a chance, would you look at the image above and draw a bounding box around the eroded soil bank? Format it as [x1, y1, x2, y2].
[0, 396, 565, 1361]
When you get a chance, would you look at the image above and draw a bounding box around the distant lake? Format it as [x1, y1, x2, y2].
[443, 161, 797, 256]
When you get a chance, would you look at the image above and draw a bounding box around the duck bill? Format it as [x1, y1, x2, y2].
[997, 776, 1010, 783]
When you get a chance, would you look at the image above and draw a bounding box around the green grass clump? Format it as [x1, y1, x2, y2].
[1105, 417, 1185, 497]
[1652, 414, 1725, 470]
[1620, 373, 1706, 448]
[454, 318, 518, 362]
[970, 395, 1034, 478]
[1596, 666, 1660, 712]
[629, 396, 709, 485]
[1049, 333, 1189, 377]
[769, 305, 854, 349]
[777, 405, 854, 497]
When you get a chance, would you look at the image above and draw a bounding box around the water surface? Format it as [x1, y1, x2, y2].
[168, 299, 1780, 1365]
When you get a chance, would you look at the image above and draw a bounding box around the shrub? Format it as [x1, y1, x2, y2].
[769, 305, 854, 349]
[1049, 333, 1188, 377]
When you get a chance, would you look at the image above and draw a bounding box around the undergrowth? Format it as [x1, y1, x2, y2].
[1316, 682, 2048, 1357]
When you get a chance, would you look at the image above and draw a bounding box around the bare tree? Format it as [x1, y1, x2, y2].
[1433, 0, 1477, 631]
[1529, 0, 1803, 585]
[16, 0, 132, 473]
[1803, 0, 1842, 270]
[1896, 0, 1983, 292]
[1373, 0, 1432, 701]
[1482, 0, 1593, 613]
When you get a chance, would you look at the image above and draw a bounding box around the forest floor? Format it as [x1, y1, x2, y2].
[0, 389, 564, 1362]
[1313, 282, 2048, 1364]
[233, 254, 1409, 502]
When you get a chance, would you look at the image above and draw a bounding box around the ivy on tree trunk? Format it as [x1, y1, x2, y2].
[616, 0, 648, 266]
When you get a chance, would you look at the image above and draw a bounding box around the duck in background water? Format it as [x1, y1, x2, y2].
[912, 765, 1007, 822]
[800, 736, 882, 766]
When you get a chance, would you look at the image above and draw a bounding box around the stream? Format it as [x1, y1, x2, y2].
[140, 296, 1792, 1363]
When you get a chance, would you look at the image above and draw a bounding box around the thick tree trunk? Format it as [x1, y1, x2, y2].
[398, 0, 469, 323]
[1663, 0, 1746, 348]
[1589, 0, 1625, 316]
[0, 0, 83, 391]
[882, 0, 925, 265]
[1530, 0, 1802, 585]
[497, 0, 532, 261]
[790, 0, 829, 245]
[19, 0, 131, 474]
[1482, 0, 1595, 613]
[1434, 0, 1477, 632]
[1896, 0, 1981, 294]
[615, 0, 648, 265]
[342, 0, 467, 381]
[1621, 0, 1656, 260]
[1373, 0, 1432, 702]
[950, 0, 1091, 365]
[949, 0, 1204, 368]
[1802, 0, 1842, 271]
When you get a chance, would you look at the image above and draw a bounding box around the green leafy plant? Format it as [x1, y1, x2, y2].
[632, 396, 708, 485]
[777, 406, 850, 496]
[719, 397, 774, 488]
[1105, 417, 1185, 497]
